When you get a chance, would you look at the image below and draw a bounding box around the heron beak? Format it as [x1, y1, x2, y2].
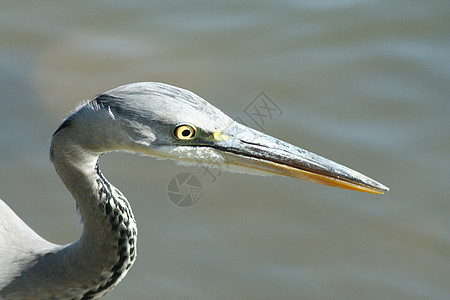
[213, 123, 389, 194]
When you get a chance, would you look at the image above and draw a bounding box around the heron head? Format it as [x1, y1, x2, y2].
[56, 82, 388, 194]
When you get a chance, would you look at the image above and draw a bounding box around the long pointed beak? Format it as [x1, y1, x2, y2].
[213, 123, 389, 194]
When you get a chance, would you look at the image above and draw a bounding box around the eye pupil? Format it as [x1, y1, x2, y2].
[182, 129, 190, 137]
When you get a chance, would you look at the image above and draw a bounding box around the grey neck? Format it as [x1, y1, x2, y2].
[50, 131, 138, 298]
[2, 129, 138, 299]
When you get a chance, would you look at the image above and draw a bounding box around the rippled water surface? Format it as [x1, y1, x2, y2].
[1, 1, 449, 299]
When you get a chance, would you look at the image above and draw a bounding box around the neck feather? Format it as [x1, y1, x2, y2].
[15, 127, 138, 298]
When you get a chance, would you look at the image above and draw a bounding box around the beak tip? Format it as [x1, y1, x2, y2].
[370, 182, 389, 194]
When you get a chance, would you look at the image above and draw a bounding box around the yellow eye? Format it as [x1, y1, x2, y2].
[173, 124, 196, 140]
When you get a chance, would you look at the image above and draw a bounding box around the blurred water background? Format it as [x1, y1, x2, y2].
[0, 1, 449, 299]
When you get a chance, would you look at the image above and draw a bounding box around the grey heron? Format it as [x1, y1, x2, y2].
[0, 82, 388, 299]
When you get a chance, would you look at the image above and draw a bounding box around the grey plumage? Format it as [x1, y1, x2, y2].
[0, 82, 388, 299]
